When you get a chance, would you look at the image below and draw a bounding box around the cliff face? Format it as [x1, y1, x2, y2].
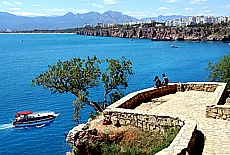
[76, 25, 230, 41]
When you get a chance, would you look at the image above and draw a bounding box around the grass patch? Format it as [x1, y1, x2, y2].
[75, 126, 180, 155]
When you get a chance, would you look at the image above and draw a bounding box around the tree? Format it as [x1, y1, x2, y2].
[206, 54, 230, 89]
[101, 57, 134, 108]
[31, 55, 134, 121]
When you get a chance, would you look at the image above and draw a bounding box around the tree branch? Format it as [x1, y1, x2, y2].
[86, 101, 103, 112]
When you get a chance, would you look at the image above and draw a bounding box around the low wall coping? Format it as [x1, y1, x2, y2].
[209, 105, 230, 108]
[156, 119, 197, 155]
[206, 82, 227, 107]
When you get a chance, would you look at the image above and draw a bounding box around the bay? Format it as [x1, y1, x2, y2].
[0, 34, 229, 155]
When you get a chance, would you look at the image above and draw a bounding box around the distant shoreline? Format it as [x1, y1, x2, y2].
[1, 32, 229, 43]
[0, 33, 75, 34]
[1, 25, 230, 42]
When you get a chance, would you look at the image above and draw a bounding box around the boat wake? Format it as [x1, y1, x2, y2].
[0, 123, 14, 130]
[36, 124, 46, 128]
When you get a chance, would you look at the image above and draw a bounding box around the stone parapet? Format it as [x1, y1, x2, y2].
[103, 108, 183, 132]
[107, 84, 177, 110]
[177, 82, 219, 92]
[205, 83, 230, 121]
[155, 120, 197, 155]
[206, 82, 227, 106]
[105, 82, 228, 124]
[107, 82, 226, 111]
[206, 105, 230, 121]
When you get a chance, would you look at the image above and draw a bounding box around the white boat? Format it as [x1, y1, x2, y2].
[151, 37, 162, 41]
[13, 111, 59, 127]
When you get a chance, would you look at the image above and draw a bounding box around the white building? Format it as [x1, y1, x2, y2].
[165, 20, 173, 27]
[123, 20, 155, 26]
[83, 24, 92, 29]
[164, 16, 229, 27]
[6, 29, 12, 32]
[216, 16, 229, 23]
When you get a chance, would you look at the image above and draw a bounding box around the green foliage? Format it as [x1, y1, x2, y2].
[196, 23, 207, 27]
[206, 54, 230, 89]
[121, 146, 144, 155]
[31, 55, 134, 121]
[88, 111, 102, 121]
[150, 126, 180, 154]
[109, 92, 124, 105]
[102, 56, 134, 107]
[31, 56, 101, 95]
[80, 126, 180, 155]
[101, 142, 121, 155]
[85, 141, 102, 155]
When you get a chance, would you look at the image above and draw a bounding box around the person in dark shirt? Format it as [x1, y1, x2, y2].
[154, 76, 161, 88]
[162, 74, 169, 86]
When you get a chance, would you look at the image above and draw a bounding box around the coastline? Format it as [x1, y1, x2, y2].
[0, 32, 76, 34]
[1, 23, 230, 42]
[1, 32, 229, 43]
[74, 25, 230, 42]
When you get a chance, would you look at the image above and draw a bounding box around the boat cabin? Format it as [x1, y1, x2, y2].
[15, 111, 32, 118]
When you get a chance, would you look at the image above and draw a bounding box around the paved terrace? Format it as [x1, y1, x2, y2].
[103, 82, 230, 155]
[137, 91, 230, 155]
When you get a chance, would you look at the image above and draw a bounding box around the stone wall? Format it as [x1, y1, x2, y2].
[105, 83, 228, 126]
[102, 82, 227, 154]
[206, 105, 230, 121]
[205, 83, 230, 120]
[117, 85, 177, 109]
[177, 82, 218, 92]
[103, 109, 183, 132]
[108, 82, 220, 111]
[215, 83, 228, 105]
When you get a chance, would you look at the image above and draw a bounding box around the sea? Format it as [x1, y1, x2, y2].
[0, 34, 229, 155]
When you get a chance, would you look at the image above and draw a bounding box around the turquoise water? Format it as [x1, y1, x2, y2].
[0, 34, 229, 155]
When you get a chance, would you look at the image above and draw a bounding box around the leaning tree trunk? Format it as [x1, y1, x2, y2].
[86, 101, 103, 112]
[103, 91, 107, 109]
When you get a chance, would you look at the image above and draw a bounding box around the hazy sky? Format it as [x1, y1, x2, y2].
[1, 0, 230, 19]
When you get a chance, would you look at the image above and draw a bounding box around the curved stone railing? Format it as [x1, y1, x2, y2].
[107, 84, 177, 110]
[103, 82, 228, 154]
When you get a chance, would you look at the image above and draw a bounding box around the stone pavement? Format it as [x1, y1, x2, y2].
[135, 91, 230, 155]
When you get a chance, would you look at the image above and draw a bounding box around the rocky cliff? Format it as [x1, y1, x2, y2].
[76, 25, 230, 41]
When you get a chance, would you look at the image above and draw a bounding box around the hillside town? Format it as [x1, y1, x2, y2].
[164, 16, 230, 27]
[77, 15, 230, 42]
[93, 15, 230, 28]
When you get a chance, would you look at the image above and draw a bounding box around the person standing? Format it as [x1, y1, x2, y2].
[162, 74, 169, 86]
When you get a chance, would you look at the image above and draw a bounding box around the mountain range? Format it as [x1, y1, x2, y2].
[0, 11, 187, 30]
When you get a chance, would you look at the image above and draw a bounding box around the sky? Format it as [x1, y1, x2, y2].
[1, 0, 230, 19]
